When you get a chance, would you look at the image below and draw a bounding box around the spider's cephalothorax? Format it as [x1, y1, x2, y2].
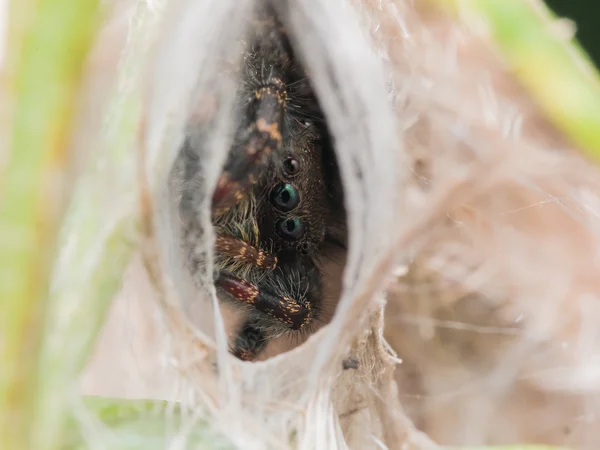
[198, 5, 345, 361]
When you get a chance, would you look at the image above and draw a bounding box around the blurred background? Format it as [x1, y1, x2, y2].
[547, 0, 600, 65]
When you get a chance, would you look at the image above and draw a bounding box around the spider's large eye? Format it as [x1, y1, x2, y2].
[276, 217, 305, 241]
[270, 183, 300, 212]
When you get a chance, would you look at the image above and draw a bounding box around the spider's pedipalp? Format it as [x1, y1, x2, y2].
[215, 235, 277, 270]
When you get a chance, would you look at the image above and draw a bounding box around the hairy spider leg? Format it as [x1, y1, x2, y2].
[216, 270, 315, 361]
[215, 271, 312, 330]
[215, 235, 277, 269]
[212, 84, 286, 217]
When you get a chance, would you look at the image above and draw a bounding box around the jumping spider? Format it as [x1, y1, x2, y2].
[180, 6, 345, 361]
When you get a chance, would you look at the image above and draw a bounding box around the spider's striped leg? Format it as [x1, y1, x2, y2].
[215, 271, 312, 332]
[212, 83, 286, 217]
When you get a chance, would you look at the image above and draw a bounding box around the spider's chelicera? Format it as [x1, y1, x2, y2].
[183, 6, 345, 361]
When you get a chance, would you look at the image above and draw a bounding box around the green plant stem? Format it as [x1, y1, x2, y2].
[0, 1, 100, 448]
[432, 0, 600, 161]
[30, 3, 166, 450]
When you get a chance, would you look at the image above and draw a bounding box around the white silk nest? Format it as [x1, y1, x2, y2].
[81, 1, 600, 449]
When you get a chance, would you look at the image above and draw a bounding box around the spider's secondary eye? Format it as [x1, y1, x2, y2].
[270, 183, 300, 212]
[276, 217, 305, 241]
[283, 157, 300, 176]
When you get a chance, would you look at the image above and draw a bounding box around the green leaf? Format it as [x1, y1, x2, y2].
[455, 447, 570, 450]
[60, 397, 234, 450]
[0, 0, 101, 448]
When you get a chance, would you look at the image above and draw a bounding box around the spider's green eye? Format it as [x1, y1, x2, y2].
[276, 217, 304, 241]
[270, 183, 300, 212]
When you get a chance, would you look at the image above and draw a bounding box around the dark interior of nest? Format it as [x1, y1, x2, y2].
[179, 5, 348, 362]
